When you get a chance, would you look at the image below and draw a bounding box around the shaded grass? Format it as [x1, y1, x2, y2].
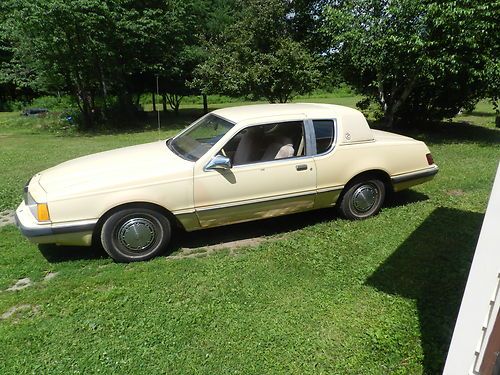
[0, 96, 499, 374]
[456, 100, 498, 129]
[367, 207, 482, 374]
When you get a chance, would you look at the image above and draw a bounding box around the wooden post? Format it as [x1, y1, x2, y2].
[152, 91, 156, 112]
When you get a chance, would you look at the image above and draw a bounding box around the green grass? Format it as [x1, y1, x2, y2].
[0, 96, 499, 374]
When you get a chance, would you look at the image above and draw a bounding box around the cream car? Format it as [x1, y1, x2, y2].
[16, 103, 438, 262]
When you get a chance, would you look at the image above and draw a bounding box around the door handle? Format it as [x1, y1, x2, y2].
[295, 164, 308, 171]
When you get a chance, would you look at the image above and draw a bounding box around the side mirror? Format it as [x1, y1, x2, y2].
[205, 154, 232, 171]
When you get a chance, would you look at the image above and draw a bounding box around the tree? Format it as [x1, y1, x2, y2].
[2, 0, 186, 128]
[157, 0, 215, 114]
[287, 0, 330, 53]
[193, 0, 320, 103]
[4, 0, 114, 127]
[161, 45, 202, 114]
[321, 0, 499, 127]
[483, 58, 500, 128]
[139, 0, 238, 115]
[0, 0, 32, 110]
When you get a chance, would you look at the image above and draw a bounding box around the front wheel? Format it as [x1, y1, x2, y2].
[100, 208, 171, 262]
[338, 179, 386, 220]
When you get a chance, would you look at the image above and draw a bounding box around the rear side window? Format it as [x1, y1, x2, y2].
[313, 120, 335, 154]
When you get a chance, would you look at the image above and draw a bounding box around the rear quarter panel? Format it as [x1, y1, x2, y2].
[314, 138, 431, 197]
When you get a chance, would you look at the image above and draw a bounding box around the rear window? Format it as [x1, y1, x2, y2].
[313, 120, 335, 154]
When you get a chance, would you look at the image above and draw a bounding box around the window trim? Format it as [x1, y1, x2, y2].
[210, 119, 311, 170]
[168, 113, 236, 161]
[307, 118, 338, 157]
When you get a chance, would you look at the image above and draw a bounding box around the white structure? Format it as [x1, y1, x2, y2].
[444, 163, 500, 374]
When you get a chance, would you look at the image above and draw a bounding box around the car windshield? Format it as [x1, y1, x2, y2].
[168, 114, 235, 161]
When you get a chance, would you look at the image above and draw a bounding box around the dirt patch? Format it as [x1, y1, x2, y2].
[1, 304, 40, 321]
[6, 278, 33, 291]
[446, 189, 466, 196]
[0, 210, 15, 227]
[169, 236, 267, 260]
[43, 272, 58, 282]
[165, 209, 331, 261]
[4, 273, 57, 292]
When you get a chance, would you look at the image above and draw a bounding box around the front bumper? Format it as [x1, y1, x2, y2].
[15, 202, 97, 246]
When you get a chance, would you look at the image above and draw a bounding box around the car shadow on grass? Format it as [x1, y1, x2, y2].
[168, 190, 428, 254]
[365, 207, 483, 373]
[385, 189, 428, 209]
[38, 189, 429, 262]
[168, 208, 335, 253]
[38, 243, 108, 263]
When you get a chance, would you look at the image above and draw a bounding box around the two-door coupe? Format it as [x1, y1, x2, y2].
[16, 103, 438, 262]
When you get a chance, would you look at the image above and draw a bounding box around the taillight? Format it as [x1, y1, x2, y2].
[426, 153, 434, 165]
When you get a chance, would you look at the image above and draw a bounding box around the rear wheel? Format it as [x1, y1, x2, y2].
[338, 178, 385, 220]
[100, 208, 171, 262]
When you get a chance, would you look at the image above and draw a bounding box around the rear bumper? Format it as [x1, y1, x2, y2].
[15, 202, 96, 246]
[391, 165, 439, 191]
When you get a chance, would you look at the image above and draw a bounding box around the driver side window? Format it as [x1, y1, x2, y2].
[220, 121, 305, 166]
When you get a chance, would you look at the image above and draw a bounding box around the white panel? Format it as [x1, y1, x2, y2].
[443, 163, 500, 374]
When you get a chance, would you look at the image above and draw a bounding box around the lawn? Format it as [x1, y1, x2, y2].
[0, 96, 499, 374]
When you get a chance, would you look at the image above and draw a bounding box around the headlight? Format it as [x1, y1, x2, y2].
[23, 178, 32, 204]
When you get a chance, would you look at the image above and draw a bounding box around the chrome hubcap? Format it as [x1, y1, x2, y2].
[118, 218, 156, 252]
[352, 184, 378, 213]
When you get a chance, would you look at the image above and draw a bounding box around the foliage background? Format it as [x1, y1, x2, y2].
[0, 0, 498, 128]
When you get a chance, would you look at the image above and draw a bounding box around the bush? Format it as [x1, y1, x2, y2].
[1, 100, 27, 111]
[30, 95, 76, 111]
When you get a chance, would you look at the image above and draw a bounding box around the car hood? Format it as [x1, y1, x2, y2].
[38, 141, 193, 199]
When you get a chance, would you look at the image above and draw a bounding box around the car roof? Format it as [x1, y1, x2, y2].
[211, 103, 363, 124]
[212, 103, 374, 144]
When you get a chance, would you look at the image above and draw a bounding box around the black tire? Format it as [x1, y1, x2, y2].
[100, 208, 171, 262]
[338, 178, 386, 220]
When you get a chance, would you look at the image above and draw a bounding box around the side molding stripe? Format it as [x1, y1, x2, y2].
[391, 167, 439, 184]
[196, 190, 317, 212]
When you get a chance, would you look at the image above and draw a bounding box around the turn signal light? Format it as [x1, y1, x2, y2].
[426, 153, 434, 165]
[37, 203, 50, 222]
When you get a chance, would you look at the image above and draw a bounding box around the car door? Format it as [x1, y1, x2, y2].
[193, 117, 316, 228]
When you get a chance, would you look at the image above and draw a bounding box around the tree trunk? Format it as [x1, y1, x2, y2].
[74, 78, 93, 130]
[377, 70, 388, 114]
[278, 93, 289, 103]
[80, 93, 93, 130]
[162, 95, 167, 112]
[203, 94, 208, 114]
[152, 91, 156, 112]
[382, 76, 418, 128]
[98, 61, 108, 112]
[166, 93, 183, 116]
